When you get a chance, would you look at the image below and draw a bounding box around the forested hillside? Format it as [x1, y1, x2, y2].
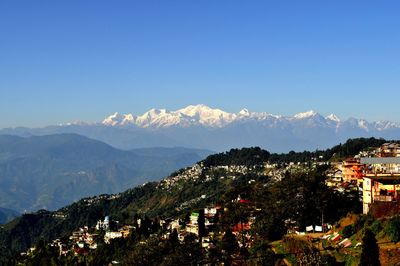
[204, 137, 391, 165]
[0, 138, 382, 264]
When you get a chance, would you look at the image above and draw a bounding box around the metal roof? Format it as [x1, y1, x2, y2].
[360, 157, 400, 164]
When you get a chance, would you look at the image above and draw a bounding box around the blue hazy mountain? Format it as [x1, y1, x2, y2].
[0, 134, 212, 212]
[0, 207, 19, 224]
[1, 105, 400, 152]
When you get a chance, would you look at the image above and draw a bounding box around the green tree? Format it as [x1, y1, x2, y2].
[249, 240, 276, 266]
[384, 216, 400, 243]
[220, 229, 239, 256]
[360, 229, 380, 266]
[342, 224, 355, 238]
[198, 209, 206, 238]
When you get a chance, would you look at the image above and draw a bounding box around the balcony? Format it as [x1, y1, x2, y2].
[373, 195, 394, 202]
[373, 194, 400, 202]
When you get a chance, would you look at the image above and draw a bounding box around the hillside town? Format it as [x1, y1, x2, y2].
[17, 143, 400, 264]
[326, 143, 400, 216]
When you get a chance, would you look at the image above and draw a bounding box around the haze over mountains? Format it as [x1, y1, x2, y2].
[2, 105, 400, 152]
[0, 134, 211, 213]
[0, 207, 18, 224]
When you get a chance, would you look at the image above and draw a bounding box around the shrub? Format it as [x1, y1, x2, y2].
[384, 216, 400, 243]
[370, 220, 382, 235]
[341, 224, 355, 238]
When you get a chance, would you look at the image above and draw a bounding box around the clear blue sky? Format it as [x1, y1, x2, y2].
[1, 1, 399, 128]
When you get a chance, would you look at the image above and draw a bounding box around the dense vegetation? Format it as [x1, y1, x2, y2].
[203, 147, 270, 167]
[270, 137, 393, 163]
[0, 137, 392, 264]
[204, 137, 392, 166]
[0, 166, 361, 264]
[0, 183, 159, 255]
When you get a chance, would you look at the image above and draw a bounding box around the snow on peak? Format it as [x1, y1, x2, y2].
[135, 108, 172, 127]
[109, 112, 121, 119]
[101, 106, 395, 131]
[120, 114, 136, 125]
[326, 114, 340, 123]
[178, 104, 221, 116]
[294, 110, 318, 119]
[239, 108, 250, 116]
[374, 120, 400, 131]
[358, 119, 369, 131]
[123, 114, 135, 121]
[102, 112, 137, 126]
[105, 106, 324, 127]
[102, 112, 124, 126]
[177, 104, 236, 127]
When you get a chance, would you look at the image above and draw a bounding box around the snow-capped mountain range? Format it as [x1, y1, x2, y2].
[1, 104, 400, 152]
[102, 104, 238, 128]
[101, 104, 399, 131]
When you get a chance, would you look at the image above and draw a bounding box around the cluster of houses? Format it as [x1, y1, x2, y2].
[22, 216, 134, 257]
[161, 163, 261, 190]
[327, 143, 400, 216]
[161, 163, 204, 188]
[165, 197, 256, 250]
[23, 202, 252, 257]
[166, 206, 220, 248]
[21, 143, 400, 259]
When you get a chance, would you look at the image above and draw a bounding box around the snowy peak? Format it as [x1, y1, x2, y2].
[102, 105, 238, 128]
[102, 112, 137, 126]
[326, 114, 340, 123]
[102, 105, 276, 128]
[102, 112, 124, 126]
[177, 104, 215, 117]
[101, 105, 400, 132]
[358, 119, 369, 131]
[239, 108, 250, 116]
[177, 104, 236, 127]
[294, 110, 318, 119]
[374, 120, 400, 131]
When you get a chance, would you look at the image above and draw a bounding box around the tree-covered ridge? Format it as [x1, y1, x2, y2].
[270, 137, 396, 163]
[202, 147, 271, 167]
[203, 137, 392, 166]
[325, 137, 394, 159]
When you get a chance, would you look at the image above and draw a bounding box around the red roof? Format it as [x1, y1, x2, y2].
[231, 223, 251, 232]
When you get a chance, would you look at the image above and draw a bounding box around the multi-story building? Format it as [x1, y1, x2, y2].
[361, 156, 400, 215]
[341, 158, 364, 185]
[378, 143, 400, 157]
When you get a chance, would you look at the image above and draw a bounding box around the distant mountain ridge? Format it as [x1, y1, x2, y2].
[1, 105, 400, 152]
[101, 105, 400, 130]
[0, 134, 212, 212]
[0, 207, 18, 224]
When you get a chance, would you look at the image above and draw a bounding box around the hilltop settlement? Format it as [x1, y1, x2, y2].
[1, 138, 400, 265]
